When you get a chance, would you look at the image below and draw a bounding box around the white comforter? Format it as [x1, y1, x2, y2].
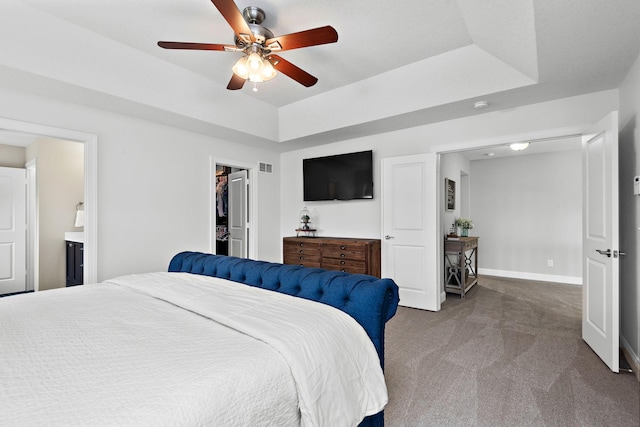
[0, 272, 388, 427]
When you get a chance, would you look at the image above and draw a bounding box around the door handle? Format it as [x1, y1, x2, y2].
[385, 235, 394, 240]
[596, 249, 612, 257]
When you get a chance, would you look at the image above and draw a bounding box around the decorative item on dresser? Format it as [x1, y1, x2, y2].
[283, 236, 381, 277]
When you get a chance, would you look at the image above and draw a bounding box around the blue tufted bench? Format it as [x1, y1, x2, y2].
[168, 251, 400, 427]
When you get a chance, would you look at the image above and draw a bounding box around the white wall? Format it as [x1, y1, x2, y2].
[0, 144, 26, 168]
[0, 86, 282, 282]
[618, 53, 640, 373]
[26, 137, 84, 290]
[470, 149, 582, 283]
[440, 153, 471, 236]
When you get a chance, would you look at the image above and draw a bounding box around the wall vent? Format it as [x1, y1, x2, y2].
[259, 162, 273, 173]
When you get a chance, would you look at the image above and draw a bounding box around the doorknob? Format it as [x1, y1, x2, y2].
[596, 249, 612, 257]
[385, 235, 394, 240]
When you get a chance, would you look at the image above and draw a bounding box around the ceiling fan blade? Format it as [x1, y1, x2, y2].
[227, 73, 246, 90]
[265, 26, 338, 52]
[269, 55, 318, 87]
[210, 0, 255, 44]
[158, 41, 234, 51]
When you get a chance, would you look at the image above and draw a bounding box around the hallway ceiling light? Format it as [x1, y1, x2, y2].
[509, 142, 530, 151]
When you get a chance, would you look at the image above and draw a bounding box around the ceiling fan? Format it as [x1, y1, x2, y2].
[158, 0, 338, 91]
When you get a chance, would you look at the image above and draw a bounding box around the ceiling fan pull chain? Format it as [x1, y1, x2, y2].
[252, 82, 258, 92]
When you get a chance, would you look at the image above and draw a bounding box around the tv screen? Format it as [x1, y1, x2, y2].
[303, 150, 373, 201]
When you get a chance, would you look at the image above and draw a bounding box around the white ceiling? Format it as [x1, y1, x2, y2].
[1, 0, 639, 150]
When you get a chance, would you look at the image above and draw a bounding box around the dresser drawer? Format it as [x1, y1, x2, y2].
[322, 257, 366, 273]
[321, 244, 366, 261]
[284, 241, 320, 256]
[284, 252, 321, 264]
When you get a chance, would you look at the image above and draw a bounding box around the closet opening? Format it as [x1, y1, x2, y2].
[215, 163, 249, 258]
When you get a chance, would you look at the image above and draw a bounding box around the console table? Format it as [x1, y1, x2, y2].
[283, 237, 381, 277]
[444, 236, 478, 298]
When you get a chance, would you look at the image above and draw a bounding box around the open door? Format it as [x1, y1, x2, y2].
[582, 111, 620, 372]
[228, 170, 248, 258]
[382, 153, 440, 311]
[0, 167, 26, 295]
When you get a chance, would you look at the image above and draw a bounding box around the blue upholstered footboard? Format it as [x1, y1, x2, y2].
[168, 251, 400, 427]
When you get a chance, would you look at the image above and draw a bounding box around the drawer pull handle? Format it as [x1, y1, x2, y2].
[340, 269, 346, 272]
[340, 254, 345, 258]
[340, 245, 346, 250]
[299, 243, 304, 247]
[299, 249, 304, 253]
[340, 261, 345, 265]
[299, 256, 304, 260]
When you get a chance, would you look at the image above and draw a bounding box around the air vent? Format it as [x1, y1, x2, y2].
[259, 162, 273, 173]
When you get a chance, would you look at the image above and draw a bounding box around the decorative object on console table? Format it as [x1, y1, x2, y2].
[455, 217, 473, 237]
[444, 236, 478, 298]
[283, 237, 381, 277]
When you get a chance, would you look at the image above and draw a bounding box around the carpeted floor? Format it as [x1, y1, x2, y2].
[384, 276, 640, 426]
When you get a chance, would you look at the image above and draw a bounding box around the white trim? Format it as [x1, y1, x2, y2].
[479, 268, 582, 285]
[210, 157, 258, 260]
[25, 159, 38, 292]
[620, 334, 640, 380]
[431, 126, 585, 154]
[0, 117, 98, 284]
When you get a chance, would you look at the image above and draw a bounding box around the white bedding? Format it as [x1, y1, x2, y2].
[0, 272, 387, 427]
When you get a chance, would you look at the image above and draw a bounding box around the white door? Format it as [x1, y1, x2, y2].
[582, 111, 620, 372]
[382, 153, 440, 311]
[228, 170, 248, 258]
[0, 167, 26, 295]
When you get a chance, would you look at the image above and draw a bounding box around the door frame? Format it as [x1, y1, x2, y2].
[0, 117, 98, 285]
[210, 157, 257, 260]
[431, 118, 620, 370]
[25, 159, 37, 291]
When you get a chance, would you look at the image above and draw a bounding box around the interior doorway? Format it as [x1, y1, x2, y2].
[215, 165, 248, 257]
[212, 157, 256, 259]
[0, 118, 97, 286]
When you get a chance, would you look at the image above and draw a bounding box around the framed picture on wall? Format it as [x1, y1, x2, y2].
[445, 178, 455, 211]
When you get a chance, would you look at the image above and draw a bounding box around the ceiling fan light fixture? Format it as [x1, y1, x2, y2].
[261, 60, 276, 80]
[247, 52, 263, 70]
[232, 56, 249, 79]
[509, 142, 530, 151]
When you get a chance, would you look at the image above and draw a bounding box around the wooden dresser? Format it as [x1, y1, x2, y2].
[283, 237, 381, 278]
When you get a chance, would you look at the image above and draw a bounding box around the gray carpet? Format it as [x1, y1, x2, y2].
[384, 276, 640, 426]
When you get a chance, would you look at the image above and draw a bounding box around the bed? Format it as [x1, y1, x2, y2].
[0, 252, 400, 427]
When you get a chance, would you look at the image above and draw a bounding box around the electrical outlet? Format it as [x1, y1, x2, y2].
[547, 259, 554, 267]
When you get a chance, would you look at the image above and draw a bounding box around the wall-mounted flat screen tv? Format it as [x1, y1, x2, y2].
[303, 150, 373, 201]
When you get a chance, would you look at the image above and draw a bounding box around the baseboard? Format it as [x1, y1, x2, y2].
[478, 268, 582, 285]
[621, 335, 640, 382]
